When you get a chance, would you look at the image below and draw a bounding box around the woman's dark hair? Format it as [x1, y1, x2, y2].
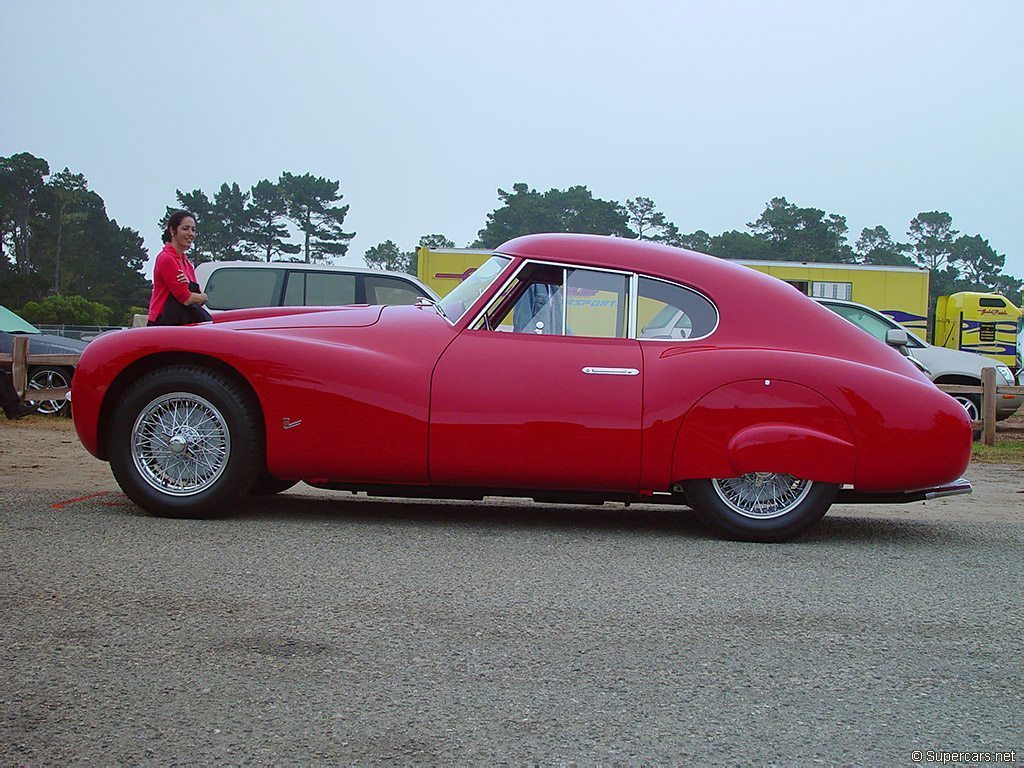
[162, 210, 196, 243]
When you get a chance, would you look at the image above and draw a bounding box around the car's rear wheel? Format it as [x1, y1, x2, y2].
[682, 473, 838, 542]
[27, 366, 71, 416]
[108, 366, 261, 518]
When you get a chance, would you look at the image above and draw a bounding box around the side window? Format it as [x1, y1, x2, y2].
[825, 304, 893, 342]
[365, 276, 423, 306]
[205, 268, 283, 310]
[304, 272, 356, 305]
[565, 268, 628, 338]
[637, 277, 717, 340]
[475, 263, 628, 338]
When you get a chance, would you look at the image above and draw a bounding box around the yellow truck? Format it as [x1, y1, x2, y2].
[934, 292, 1022, 369]
[417, 246, 932, 339]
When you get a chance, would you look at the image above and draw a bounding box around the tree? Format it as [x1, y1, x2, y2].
[748, 197, 855, 262]
[245, 179, 300, 261]
[279, 172, 355, 262]
[209, 182, 252, 261]
[954, 234, 1005, 288]
[907, 211, 959, 272]
[625, 197, 666, 240]
[20, 294, 113, 325]
[854, 226, 913, 266]
[364, 240, 412, 272]
[48, 168, 90, 293]
[708, 230, 771, 260]
[474, 183, 631, 248]
[668, 229, 713, 253]
[0, 152, 50, 275]
[418, 234, 455, 249]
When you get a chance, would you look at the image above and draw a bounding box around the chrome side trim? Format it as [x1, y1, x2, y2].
[582, 367, 640, 376]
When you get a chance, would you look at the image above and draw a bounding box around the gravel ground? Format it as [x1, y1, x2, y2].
[1, 419, 1022, 765]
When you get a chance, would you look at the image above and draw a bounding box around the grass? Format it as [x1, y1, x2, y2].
[972, 440, 1024, 465]
[970, 407, 1024, 464]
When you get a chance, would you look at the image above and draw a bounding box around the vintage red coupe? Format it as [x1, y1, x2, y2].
[71, 234, 972, 541]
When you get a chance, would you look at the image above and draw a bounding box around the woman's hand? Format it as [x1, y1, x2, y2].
[184, 292, 208, 306]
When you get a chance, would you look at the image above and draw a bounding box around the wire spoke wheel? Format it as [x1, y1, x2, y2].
[711, 473, 814, 520]
[131, 392, 230, 496]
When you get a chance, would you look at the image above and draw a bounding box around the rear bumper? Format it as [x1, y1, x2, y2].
[836, 478, 972, 505]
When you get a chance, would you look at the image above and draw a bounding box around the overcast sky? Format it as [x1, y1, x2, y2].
[3, 0, 1022, 279]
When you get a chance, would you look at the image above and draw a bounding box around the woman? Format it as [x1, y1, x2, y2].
[147, 210, 210, 326]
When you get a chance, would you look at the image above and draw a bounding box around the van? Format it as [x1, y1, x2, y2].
[195, 261, 439, 311]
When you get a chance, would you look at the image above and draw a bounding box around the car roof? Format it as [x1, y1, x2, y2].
[195, 260, 426, 282]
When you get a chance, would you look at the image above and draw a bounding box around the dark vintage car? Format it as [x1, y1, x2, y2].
[70, 234, 973, 542]
[0, 305, 87, 415]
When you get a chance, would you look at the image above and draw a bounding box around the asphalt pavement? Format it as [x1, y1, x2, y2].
[2, 487, 1021, 765]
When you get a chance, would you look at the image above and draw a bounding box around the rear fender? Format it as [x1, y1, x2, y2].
[671, 379, 855, 484]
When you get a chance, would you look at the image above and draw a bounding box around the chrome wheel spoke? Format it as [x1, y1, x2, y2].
[712, 473, 813, 520]
[131, 392, 231, 496]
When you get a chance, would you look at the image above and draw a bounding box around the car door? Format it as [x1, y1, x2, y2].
[429, 263, 643, 491]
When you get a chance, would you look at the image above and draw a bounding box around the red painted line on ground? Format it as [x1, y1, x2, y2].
[51, 491, 113, 509]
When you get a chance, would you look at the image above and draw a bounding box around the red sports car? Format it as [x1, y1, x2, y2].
[71, 234, 972, 541]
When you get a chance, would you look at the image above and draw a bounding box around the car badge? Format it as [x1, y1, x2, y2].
[282, 418, 302, 430]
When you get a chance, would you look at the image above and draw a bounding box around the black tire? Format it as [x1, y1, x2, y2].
[27, 366, 72, 417]
[682, 474, 839, 542]
[108, 365, 262, 518]
[248, 471, 299, 496]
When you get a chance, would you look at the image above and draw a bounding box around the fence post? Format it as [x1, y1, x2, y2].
[12, 336, 28, 398]
[982, 367, 997, 446]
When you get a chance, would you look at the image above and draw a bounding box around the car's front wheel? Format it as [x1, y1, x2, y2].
[108, 366, 261, 518]
[682, 473, 839, 542]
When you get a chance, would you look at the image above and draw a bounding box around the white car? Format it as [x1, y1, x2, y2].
[818, 298, 1021, 421]
[195, 261, 439, 312]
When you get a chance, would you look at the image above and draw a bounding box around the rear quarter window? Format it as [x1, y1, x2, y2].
[637, 277, 718, 340]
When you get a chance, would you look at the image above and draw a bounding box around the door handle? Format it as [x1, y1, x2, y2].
[582, 367, 640, 376]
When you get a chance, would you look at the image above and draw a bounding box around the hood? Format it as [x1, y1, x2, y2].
[914, 343, 1009, 380]
[0, 330, 89, 355]
[210, 304, 384, 330]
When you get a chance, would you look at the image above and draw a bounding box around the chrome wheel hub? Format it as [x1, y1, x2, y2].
[712, 473, 813, 520]
[131, 392, 230, 496]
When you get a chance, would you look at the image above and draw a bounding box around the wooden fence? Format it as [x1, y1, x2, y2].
[0, 336, 80, 405]
[2, 339, 1022, 444]
[937, 368, 1024, 446]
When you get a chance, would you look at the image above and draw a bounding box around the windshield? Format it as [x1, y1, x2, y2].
[0, 305, 40, 334]
[437, 255, 512, 322]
